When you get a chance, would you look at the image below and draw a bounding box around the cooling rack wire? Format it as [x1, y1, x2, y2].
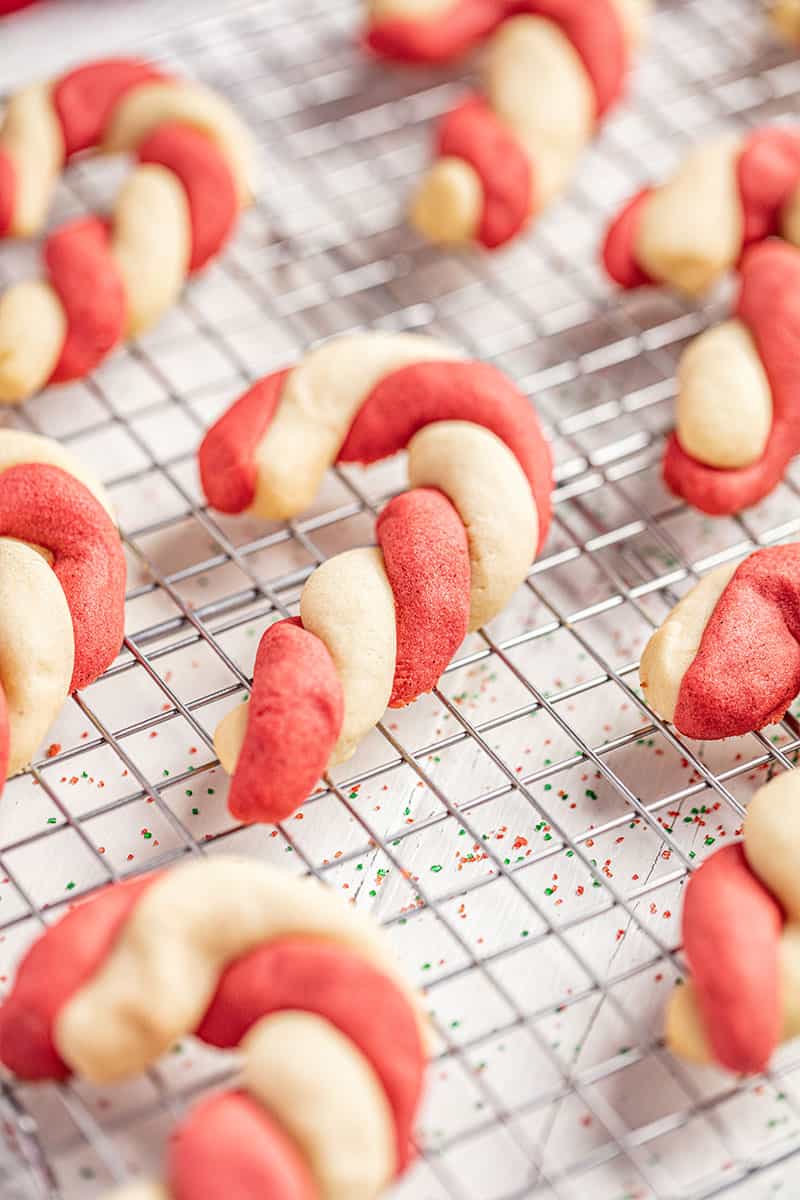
[1, 0, 799, 1196]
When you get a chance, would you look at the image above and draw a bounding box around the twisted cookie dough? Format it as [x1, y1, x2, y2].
[0, 57, 255, 402]
[365, 1, 649, 249]
[0, 857, 428, 1200]
[603, 126, 800, 294]
[0, 429, 124, 793]
[640, 543, 800, 740]
[199, 331, 553, 825]
[667, 770, 800, 1074]
[665, 239, 800, 514]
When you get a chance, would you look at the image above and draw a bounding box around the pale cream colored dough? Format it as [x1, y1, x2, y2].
[103, 80, 256, 206]
[55, 856, 415, 1082]
[408, 0, 649, 247]
[676, 319, 772, 469]
[103, 1186, 169, 1200]
[250, 332, 462, 520]
[410, 15, 594, 245]
[0, 428, 114, 516]
[214, 698, 249, 775]
[636, 135, 745, 295]
[666, 770, 800, 1065]
[0, 83, 64, 237]
[300, 547, 396, 764]
[407, 419, 537, 630]
[112, 165, 192, 337]
[0, 538, 74, 775]
[243, 1011, 396, 1200]
[0, 281, 66, 403]
[638, 561, 739, 723]
[369, 0, 454, 16]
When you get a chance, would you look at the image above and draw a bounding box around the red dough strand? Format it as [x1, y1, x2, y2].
[0, 463, 126, 691]
[169, 1092, 318, 1200]
[0, 873, 157, 1080]
[737, 127, 800, 249]
[227, 619, 344, 826]
[366, 0, 628, 110]
[682, 844, 784, 1074]
[53, 58, 166, 158]
[138, 121, 239, 272]
[366, 0, 499, 61]
[198, 937, 427, 1170]
[0, 151, 14, 238]
[44, 217, 127, 383]
[601, 188, 653, 289]
[199, 370, 291, 514]
[340, 358, 553, 550]
[377, 488, 471, 707]
[675, 544, 800, 739]
[436, 96, 532, 248]
[665, 239, 800, 515]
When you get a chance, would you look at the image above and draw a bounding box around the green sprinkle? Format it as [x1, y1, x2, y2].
[430, 864, 443, 873]
[66, 881, 75, 890]
[191, 807, 199, 816]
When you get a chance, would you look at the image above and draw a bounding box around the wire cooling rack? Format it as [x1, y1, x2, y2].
[3, 1, 800, 1197]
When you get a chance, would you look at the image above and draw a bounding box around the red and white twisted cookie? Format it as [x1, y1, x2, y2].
[603, 126, 800, 294]
[664, 239, 800, 515]
[0, 57, 254, 402]
[640, 543, 800, 741]
[667, 770, 800, 1074]
[364, 1, 648, 249]
[198, 331, 552, 824]
[0, 428, 125, 793]
[0, 857, 428, 1200]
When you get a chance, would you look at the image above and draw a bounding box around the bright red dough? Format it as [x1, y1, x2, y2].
[436, 95, 532, 249]
[0, 873, 157, 1079]
[601, 188, 653, 288]
[53, 58, 165, 158]
[675, 544, 800, 739]
[44, 217, 127, 383]
[377, 488, 471, 706]
[665, 239, 800, 515]
[366, 0, 628, 114]
[226, 619, 344, 825]
[738, 127, 800, 249]
[169, 1092, 318, 1200]
[138, 121, 239, 272]
[365, 0, 499, 61]
[0, 463, 126, 692]
[340, 359, 553, 551]
[198, 937, 427, 1172]
[682, 843, 784, 1074]
[0, 150, 14, 237]
[199, 370, 291, 514]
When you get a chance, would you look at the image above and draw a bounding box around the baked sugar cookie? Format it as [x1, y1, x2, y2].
[665, 239, 800, 514]
[667, 770, 800, 1074]
[0, 429, 125, 796]
[640, 543, 800, 740]
[0, 856, 428, 1200]
[199, 332, 553, 824]
[364, 1, 649, 250]
[603, 126, 800, 294]
[0, 57, 255, 401]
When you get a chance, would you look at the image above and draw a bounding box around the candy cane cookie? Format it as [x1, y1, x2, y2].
[368, 1, 649, 249]
[0, 57, 255, 402]
[0, 428, 124, 795]
[640, 543, 800, 741]
[666, 770, 800, 1073]
[198, 331, 553, 825]
[662, 239, 800, 514]
[0, 856, 428, 1200]
[603, 125, 800, 294]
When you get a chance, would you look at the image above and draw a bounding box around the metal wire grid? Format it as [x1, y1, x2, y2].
[1, 0, 800, 1197]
